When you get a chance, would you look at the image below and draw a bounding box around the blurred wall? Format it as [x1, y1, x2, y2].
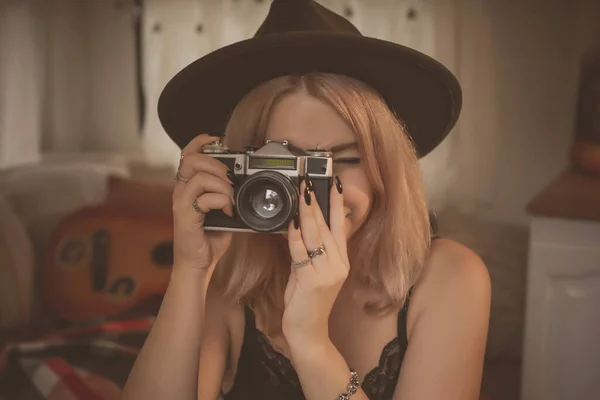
[445, 0, 600, 226]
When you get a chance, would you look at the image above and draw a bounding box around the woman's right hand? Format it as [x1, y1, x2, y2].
[171, 134, 235, 277]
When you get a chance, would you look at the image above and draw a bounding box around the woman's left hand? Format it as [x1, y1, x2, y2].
[282, 175, 349, 346]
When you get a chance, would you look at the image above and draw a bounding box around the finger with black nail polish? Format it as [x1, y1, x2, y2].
[305, 174, 314, 192]
[304, 186, 312, 205]
[227, 170, 239, 185]
[335, 175, 343, 194]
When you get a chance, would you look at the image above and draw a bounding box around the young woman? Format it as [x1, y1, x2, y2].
[123, 2, 491, 400]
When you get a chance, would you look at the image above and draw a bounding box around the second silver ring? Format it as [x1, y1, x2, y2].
[175, 170, 189, 183]
[291, 257, 311, 268]
[308, 244, 326, 259]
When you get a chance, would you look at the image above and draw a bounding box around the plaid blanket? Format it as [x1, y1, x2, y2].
[0, 318, 154, 400]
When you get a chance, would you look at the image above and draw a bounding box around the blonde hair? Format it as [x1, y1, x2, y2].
[213, 73, 431, 335]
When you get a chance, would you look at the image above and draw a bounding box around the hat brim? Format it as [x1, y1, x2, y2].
[158, 32, 462, 158]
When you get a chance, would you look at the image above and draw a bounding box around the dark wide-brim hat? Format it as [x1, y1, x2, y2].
[158, 0, 462, 158]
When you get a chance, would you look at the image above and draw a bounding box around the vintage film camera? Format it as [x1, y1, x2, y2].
[202, 139, 333, 233]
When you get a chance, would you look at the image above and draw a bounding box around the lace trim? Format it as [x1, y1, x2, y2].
[255, 329, 302, 390]
[253, 328, 403, 399]
[362, 337, 403, 398]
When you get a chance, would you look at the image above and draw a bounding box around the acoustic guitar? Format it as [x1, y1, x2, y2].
[43, 204, 174, 323]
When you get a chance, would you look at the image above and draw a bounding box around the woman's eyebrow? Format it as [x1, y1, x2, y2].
[329, 142, 358, 153]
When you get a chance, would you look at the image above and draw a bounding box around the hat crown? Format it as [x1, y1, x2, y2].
[254, 0, 362, 37]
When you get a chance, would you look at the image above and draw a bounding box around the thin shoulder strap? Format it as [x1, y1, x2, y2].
[222, 304, 256, 399]
[244, 304, 257, 330]
[397, 287, 414, 344]
[236, 304, 258, 371]
[398, 232, 440, 343]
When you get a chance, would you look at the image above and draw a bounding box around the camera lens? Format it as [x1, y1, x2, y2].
[236, 171, 298, 232]
[250, 185, 283, 219]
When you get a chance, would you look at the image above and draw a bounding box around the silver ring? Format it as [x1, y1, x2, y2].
[291, 257, 311, 268]
[308, 244, 326, 259]
[175, 153, 188, 182]
[192, 198, 201, 213]
[175, 170, 189, 183]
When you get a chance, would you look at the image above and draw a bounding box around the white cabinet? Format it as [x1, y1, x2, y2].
[522, 171, 600, 400]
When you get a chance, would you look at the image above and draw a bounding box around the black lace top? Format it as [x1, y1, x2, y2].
[221, 299, 411, 400]
[221, 225, 438, 399]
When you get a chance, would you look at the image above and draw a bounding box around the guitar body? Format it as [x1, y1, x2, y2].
[43, 204, 174, 322]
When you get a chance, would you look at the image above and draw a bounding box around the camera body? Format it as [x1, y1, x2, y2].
[202, 139, 333, 233]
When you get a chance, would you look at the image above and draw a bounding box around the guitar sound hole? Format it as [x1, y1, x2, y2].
[59, 239, 86, 265]
[152, 241, 174, 267]
[107, 276, 136, 298]
[92, 229, 109, 292]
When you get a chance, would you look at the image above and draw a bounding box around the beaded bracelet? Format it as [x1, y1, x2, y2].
[336, 368, 360, 400]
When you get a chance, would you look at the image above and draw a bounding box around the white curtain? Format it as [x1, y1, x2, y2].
[0, 0, 140, 170]
[141, 0, 273, 166]
[0, 1, 45, 169]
